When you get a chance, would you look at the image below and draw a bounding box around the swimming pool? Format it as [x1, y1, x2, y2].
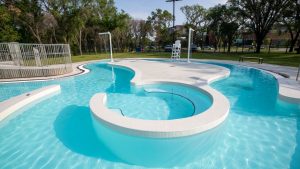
[106, 82, 212, 120]
[0, 59, 299, 169]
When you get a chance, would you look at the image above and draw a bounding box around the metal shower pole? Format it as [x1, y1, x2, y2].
[187, 28, 194, 63]
[99, 32, 114, 62]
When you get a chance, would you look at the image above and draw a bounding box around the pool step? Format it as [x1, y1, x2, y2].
[0, 85, 61, 122]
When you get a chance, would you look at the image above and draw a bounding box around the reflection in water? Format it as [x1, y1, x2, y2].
[92, 115, 226, 167]
[54, 105, 121, 162]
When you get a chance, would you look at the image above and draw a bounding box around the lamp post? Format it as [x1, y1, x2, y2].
[166, 0, 182, 42]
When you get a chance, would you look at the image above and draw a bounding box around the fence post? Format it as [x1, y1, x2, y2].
[8, 42, 23, 66]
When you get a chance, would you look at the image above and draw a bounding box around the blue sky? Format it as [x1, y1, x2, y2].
[114, 0, 226, 25]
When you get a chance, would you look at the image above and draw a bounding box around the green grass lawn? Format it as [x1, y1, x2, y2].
[72, 52, 300, 67]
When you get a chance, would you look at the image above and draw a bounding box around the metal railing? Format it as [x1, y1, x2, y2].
[0, 43, 72, 79]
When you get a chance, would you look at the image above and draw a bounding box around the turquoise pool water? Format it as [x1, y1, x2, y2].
[107, 82, 212, 120]
[0, 60, 300, 169]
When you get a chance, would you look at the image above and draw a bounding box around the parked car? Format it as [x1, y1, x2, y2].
[203, 46, 214, 50]
[164, 45, 173, 52]
[190, 44, 197, 52]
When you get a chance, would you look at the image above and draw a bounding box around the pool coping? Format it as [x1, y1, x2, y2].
[90, 85, 230, 138]
[0, 85, 61, 122]
[90, 60, 231, 138]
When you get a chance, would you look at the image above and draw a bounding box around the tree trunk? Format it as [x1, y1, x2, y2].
[227, 42, 231, 53]
[227, 36, 232, 53]
[289, 32, 299, 52]
[255, 34, 263, 53]
[94, 43, 97, 54]
[79, 29, 82, 56]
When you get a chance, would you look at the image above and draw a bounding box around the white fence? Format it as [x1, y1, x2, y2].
[0, 43, 72, 79]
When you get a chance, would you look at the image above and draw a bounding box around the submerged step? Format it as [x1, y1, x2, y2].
[0, 85, 61, 121]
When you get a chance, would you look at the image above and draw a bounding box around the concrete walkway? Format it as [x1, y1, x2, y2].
[112, 59, 230, 85]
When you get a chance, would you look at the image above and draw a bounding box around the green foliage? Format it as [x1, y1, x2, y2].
[229, 0, 291, 53]
[0, 5, 19, 42]
[280, 0, 300, 52]
[181, 4, 207, 46]
[0, 0, 298, 56]
[181, 5, 206, 28]
[147, 9, 173, 46]
[206, 4, 240, 52]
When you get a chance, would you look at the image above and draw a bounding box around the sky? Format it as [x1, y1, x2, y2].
[114, 0, 227, 25]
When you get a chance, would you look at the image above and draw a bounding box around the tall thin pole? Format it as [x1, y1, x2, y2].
[188, 28, 194, 63]
[99, 32, 114, 62]
[173, 0, 175, 42]
[166, 0, 182, 42]
[108, 32, 113, 62]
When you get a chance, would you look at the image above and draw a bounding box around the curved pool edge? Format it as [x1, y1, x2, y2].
[0, 85, 61, 122]
[263, 72, 300, 104]
[90, 87, 229, 138]
[90, 60, 230, 138]
[191, 59, 300, 104]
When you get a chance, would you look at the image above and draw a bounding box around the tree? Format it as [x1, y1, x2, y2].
[181, 4, 207, 47]
[230, 0, 290, 53]
[206, 4, 239, 52]
[0, 5, 19, 42]
[130, 19, 151, 48]
[281, 0, 300, 52]
[181, 5, 206, 29]
[83, 0, 129, 53]
[13, 0, 46, 43]
[147, 9, 173, 47]
[220, 21, 239, 52]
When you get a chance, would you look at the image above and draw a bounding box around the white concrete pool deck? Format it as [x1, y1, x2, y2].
[112, 59, 230, 85]
[90, 60, 231, 138]
[90, 59, 300, 138]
